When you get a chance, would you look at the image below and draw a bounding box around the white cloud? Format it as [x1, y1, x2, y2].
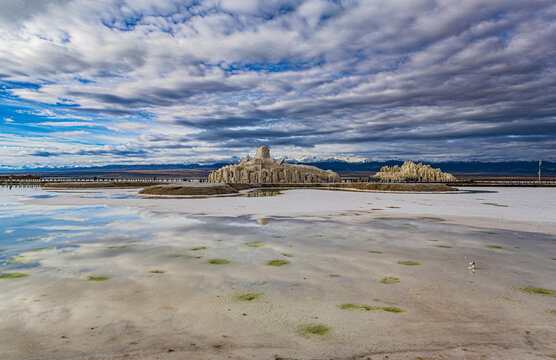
[0, 0, 555, 167]
[53, 130, 90, 137]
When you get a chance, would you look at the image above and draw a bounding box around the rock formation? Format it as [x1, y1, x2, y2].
[373, 161, 456, 182]
[208, 146, 340, 184]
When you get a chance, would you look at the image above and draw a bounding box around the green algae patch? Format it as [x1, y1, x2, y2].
[245, 242, 265, 247]
[485, 245, 511, 251]
[397, 260, 421, 266]
[298, 324, 331, 336]
[434, 245, 452, 248]
[31, 247, 54, 252]
[149, 270, 166, 274]
[235, 292, 263, 302]
[382, 306, 404, 313]
[338, 303, 377, 311]
[368, 250, 383, 254]
[266, 259, 290, 267]
[338, 303, 403, 313]
[191, 246, 209, 251]
[172, 253, 202, 259]
[0, 272, 29, 279]
[107, 246, 128, 249]
[520, 286, 556, 297]
[380, 276, 401, 284]
[338, 303, 360, 310]
[281, 253, 294, 257]
[8, 255, 29, 263]
[547, 309, 556, 315]
[86, 276, 109, 281]
[208, 258, 230, 265]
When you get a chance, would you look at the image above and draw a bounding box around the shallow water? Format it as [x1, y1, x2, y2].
[1, 186, 555, 359]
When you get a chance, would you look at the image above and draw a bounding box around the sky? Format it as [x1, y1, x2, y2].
[1, 0, 556, 169]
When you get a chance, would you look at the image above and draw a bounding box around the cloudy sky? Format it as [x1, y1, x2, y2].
[1, 0, 555, 169]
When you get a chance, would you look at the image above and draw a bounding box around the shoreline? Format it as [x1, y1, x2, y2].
[41, 181, 456, 195]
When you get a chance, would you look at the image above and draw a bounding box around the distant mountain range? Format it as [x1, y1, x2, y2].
[1, 160, 554, 177]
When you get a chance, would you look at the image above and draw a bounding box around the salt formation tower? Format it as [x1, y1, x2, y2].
[373, 161, 456, 182]
[208, 146, 340, 184]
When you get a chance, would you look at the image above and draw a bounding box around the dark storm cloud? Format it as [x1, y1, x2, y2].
[24, 147, 148, 157]
[26, 150, 57, 157]
[175, 116, 262, 130]
[73, 148, 148, 156]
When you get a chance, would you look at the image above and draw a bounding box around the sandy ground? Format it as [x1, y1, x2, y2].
[1, 187, 555, 359]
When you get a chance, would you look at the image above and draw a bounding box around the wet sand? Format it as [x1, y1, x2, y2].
[1, 187, 555, 359]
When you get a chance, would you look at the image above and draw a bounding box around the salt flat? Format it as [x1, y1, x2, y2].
[27, 187, 556, 234]
[1, 186, 554, 360]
